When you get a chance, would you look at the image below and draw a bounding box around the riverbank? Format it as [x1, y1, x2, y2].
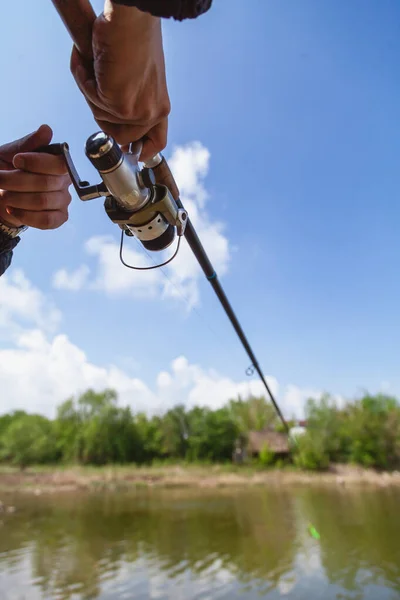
[1, 463, 400, 494]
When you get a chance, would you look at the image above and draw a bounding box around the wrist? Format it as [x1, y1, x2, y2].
[0, 227, 21, 257]
[103, 1, 158, 29]
[0, 219, 27, 239]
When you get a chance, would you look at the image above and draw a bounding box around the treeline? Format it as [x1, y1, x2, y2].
[294, 393, 400, 471]
[0, 389, 399, 471]
[0, 391, 277, 469]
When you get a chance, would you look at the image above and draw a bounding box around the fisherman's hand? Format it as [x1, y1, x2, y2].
[70, 1, 170, 162]
[0, 125, 71, 230]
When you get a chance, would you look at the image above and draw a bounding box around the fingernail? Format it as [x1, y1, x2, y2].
[6, 207, 14, 216]
[13, 155, 24, 169]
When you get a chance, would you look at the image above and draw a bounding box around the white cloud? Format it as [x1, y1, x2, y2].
[0, 269, 61, 341]
[52, 265, 90, 291]
[51, 142, 231, 309]
[168, 141, 210, 208]
[283, 385, 323, 419]
[0, 329, 154, 417]
[0, 329, 316, 419]
[84, 234, 163, 298]
[1, 270, 325, 420]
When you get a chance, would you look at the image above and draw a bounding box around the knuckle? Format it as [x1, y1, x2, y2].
[63, 190, 72, 207]
[40, 175, 52, 190]
[62, 175, 72, 190]
[60, 210, 69, 225]
[138, 107, 154, 124]
[38, 212, 54, 229]
[51, 210, 68, 230]
[37, 193, 50, 210]
[55, 157, 68, 175]
[155, 136, 167, 154]
[159, 100, 171, 120]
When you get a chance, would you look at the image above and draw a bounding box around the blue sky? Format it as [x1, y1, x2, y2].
[1, 0, 400, 417]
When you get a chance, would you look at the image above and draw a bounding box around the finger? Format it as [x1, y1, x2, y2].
[88, 101, 159, 128]
[13, 152, 68, 176]
[0, 170, 69, 193]
[10, 208, 69, 230]
[140, 120, 168, 162]
[0, 125, 53, 164]
[70, 47, 103, 109]
[94, 120, 154, 147]
[0, 206, 23, 227]
[0, 159, 14, 171]
[1, 190, 71, 212]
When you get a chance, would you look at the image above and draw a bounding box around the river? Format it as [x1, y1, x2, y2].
[0, 486, 399, 599]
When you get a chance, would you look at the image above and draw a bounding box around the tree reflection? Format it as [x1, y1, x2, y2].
[295, 487, 400, 596]
[0, 488, 296, 598]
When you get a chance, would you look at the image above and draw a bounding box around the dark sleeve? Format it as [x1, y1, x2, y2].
[111, 0, 212, 20]
[0, 233, 20, 277]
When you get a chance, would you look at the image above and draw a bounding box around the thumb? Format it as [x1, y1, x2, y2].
[0, 125, 53, 165]
[70, 46, 99, 106]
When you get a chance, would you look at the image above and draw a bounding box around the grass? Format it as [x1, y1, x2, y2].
[1, 461, 400, 494]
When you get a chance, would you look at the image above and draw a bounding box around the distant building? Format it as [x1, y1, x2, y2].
[233, 429, 290, 463]
[289, 426, 306, 441]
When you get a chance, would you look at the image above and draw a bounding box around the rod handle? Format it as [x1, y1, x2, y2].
[50, 0, 96, 60]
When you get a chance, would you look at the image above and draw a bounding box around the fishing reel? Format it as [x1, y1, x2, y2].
[45, 132, 187, 269]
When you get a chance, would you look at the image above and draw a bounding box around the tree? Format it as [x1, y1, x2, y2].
[229, 395, 278, 434]
[344, 394, 400, 469]
[303, 394, 346, 462]
[186, 406, 239, 462]
[133, 413, 163, 463]
[0, 411, 27, 457]
[159, 405, 189, 459]
[54, 398, 82, 462]
[293, 432, 330, 471]
[0, 414, 57, 469]
[259, 443, 275, 467]
[54, 389, 141, 465]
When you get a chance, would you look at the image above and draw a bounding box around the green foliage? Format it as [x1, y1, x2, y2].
[343, 394, 400, 469]
[159, 405, 189, 458]
[1, 389, 400, 471]
[229, 395, 278, 433]
[0, 414, 57, 469]
[186, 407, 239, 462]
[293, 432, 330, 471]
[292, 392, 400, 471]
[54, 389, 142, 466]
[259, 443, 275, 467]
[134, 413, 163, 463]
[0, 410, 27, 457]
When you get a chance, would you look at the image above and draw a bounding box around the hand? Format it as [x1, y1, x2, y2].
[70, 2, 170, 162]
[0, 125, 71, 230]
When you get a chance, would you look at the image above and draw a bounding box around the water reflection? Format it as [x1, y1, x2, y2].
[0, 487, 400, 599]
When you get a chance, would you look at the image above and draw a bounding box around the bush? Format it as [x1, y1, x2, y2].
[259, 443, 275, 467]
[293, 433, 329, 471]
[0, 415, 58, 469]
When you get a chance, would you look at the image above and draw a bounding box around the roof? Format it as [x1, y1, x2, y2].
[247, 429, 290, 454]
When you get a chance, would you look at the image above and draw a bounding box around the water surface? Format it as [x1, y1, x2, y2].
[1, 486, 399, 599]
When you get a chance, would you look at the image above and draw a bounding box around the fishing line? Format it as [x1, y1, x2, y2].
[47, 0, 321, 541]
[130, 236, 234, 349]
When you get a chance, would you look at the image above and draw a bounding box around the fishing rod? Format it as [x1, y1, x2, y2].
[48, 0, 290, 435]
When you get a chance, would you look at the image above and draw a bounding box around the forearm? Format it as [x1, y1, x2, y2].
[0, 233, 19, 277]
[110, 0, 212, 20]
